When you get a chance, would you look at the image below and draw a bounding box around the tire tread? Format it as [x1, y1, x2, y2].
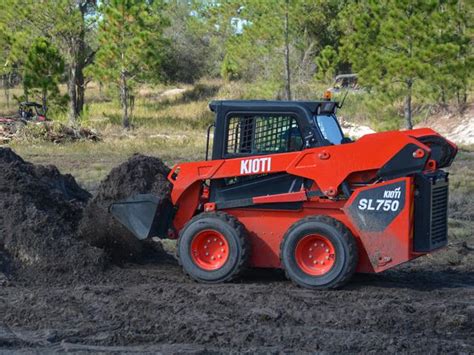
[280, 215, 358, 289]
[177, 211, 249, 283]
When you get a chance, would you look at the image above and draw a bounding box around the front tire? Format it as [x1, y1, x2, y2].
[178, 212, 248, 283]
[280, 216, 358, 289]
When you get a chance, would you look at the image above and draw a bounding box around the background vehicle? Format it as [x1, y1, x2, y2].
[18, 102, 47, 121]
[329, 74, 362, 93]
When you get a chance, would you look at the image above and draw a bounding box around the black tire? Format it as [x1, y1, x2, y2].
[177, 212, 248, 283]
[280, 215, 358, 289]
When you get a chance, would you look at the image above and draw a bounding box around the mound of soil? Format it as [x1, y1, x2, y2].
[0, 148, 106, 282]
[78, 154, 172, 263]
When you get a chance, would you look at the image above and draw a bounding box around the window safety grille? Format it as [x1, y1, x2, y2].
[226, 115, 302, 155]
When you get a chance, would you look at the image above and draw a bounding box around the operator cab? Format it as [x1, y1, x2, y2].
[207, 99, 347, 206]
[208, 99, 346, 161]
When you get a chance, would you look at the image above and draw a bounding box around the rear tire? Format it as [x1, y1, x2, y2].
[178, 212, 248, 283]
[280, 216, 358, 289]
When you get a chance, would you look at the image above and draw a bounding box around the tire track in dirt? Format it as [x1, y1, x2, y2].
[1, 255, 472, 353]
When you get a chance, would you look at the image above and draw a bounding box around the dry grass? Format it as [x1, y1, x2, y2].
[5, 80, 221, 191]
[446, 150, 474, 243]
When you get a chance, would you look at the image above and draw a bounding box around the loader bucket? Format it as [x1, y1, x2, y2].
[109, 194, 173, 240]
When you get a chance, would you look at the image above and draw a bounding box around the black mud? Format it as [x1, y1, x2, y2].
[0, 148, 106, 284]
[78, 154, 172, 263]
[0, 245, 472, 353]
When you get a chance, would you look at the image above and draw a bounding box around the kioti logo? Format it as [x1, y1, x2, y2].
[383, 187, 402, 199]
[240, 157, 272, 175]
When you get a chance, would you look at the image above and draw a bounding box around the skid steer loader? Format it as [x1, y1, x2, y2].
[110, 97, 457, 289]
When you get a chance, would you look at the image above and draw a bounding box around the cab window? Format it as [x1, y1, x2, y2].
[225, 114, 303, 156]
[315, 115, 343, 145]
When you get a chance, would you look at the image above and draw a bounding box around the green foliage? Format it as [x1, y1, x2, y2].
[23, 37, 66, 111]
[0, 0, 471, 132]
[92, 0, 168, 85]
[0, 0, 98, 121]
[161, 1, 219, 83]
[90, 0, 169, 127]
[315, 46, 339, 83]
[221, 54, 241, 81]
[430, 1, 473, 110]
[0, 0, 29, 66]
[340, 0, 472, 128]
[219, 0, 295, 84]
[207, 0, 349, 99]
[0, 0, 36, 106]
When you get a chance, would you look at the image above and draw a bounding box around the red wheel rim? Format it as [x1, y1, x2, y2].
[190, 230, 229, 270]
[295, 234, 336, 276]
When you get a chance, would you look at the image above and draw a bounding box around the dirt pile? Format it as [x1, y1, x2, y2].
[0, 148, 106, 281]
[78, 154, 172, 263]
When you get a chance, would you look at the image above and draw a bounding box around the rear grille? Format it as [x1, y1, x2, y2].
[413, 172, 449, 252]
[430, 184, 448, 245]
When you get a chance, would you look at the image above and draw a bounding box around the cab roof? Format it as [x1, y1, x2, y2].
[209, 100, 338, 115]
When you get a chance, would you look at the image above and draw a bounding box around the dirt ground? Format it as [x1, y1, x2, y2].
[1, 249, 473, 353]
[0, 151, 473, 353]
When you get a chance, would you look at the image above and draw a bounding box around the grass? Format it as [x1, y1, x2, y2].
[446, 149, 474, 244]
[4, 81, 219, 191]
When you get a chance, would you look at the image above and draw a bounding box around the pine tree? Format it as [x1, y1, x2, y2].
[91, 0, 168, 128]
[23, 38, 65, 112]
[0, 0, 34, 106]
[315, 46, 339, 83]
[341, 0, 460, 129]
[433, 0, 473, 112]
[213, 0, 341, 99]
[11, 0, 97, 124]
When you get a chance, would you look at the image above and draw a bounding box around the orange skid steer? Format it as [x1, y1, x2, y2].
[110, 99, 457, 289]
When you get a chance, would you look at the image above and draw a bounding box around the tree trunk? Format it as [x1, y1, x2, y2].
[75, 3, 86, 117]
[440, 87, 447, 108]
[120, 72, 130, 129]
[23, 81, 29, 103]
[404, 80, 413, 130]
[3, 74, 10, 108]
[75, 65, 85, 114]
[67, 2, 91, 123]
[42, 87, 47, 115]
[456, 87, 467, 113]
[68, 60, 78, 125]
[284, 0, 291, 101]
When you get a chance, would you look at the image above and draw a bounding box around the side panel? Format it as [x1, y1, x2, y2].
[343, 177, 414, 272]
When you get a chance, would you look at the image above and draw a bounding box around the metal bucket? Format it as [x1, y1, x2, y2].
[109, 194, 174, 240]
